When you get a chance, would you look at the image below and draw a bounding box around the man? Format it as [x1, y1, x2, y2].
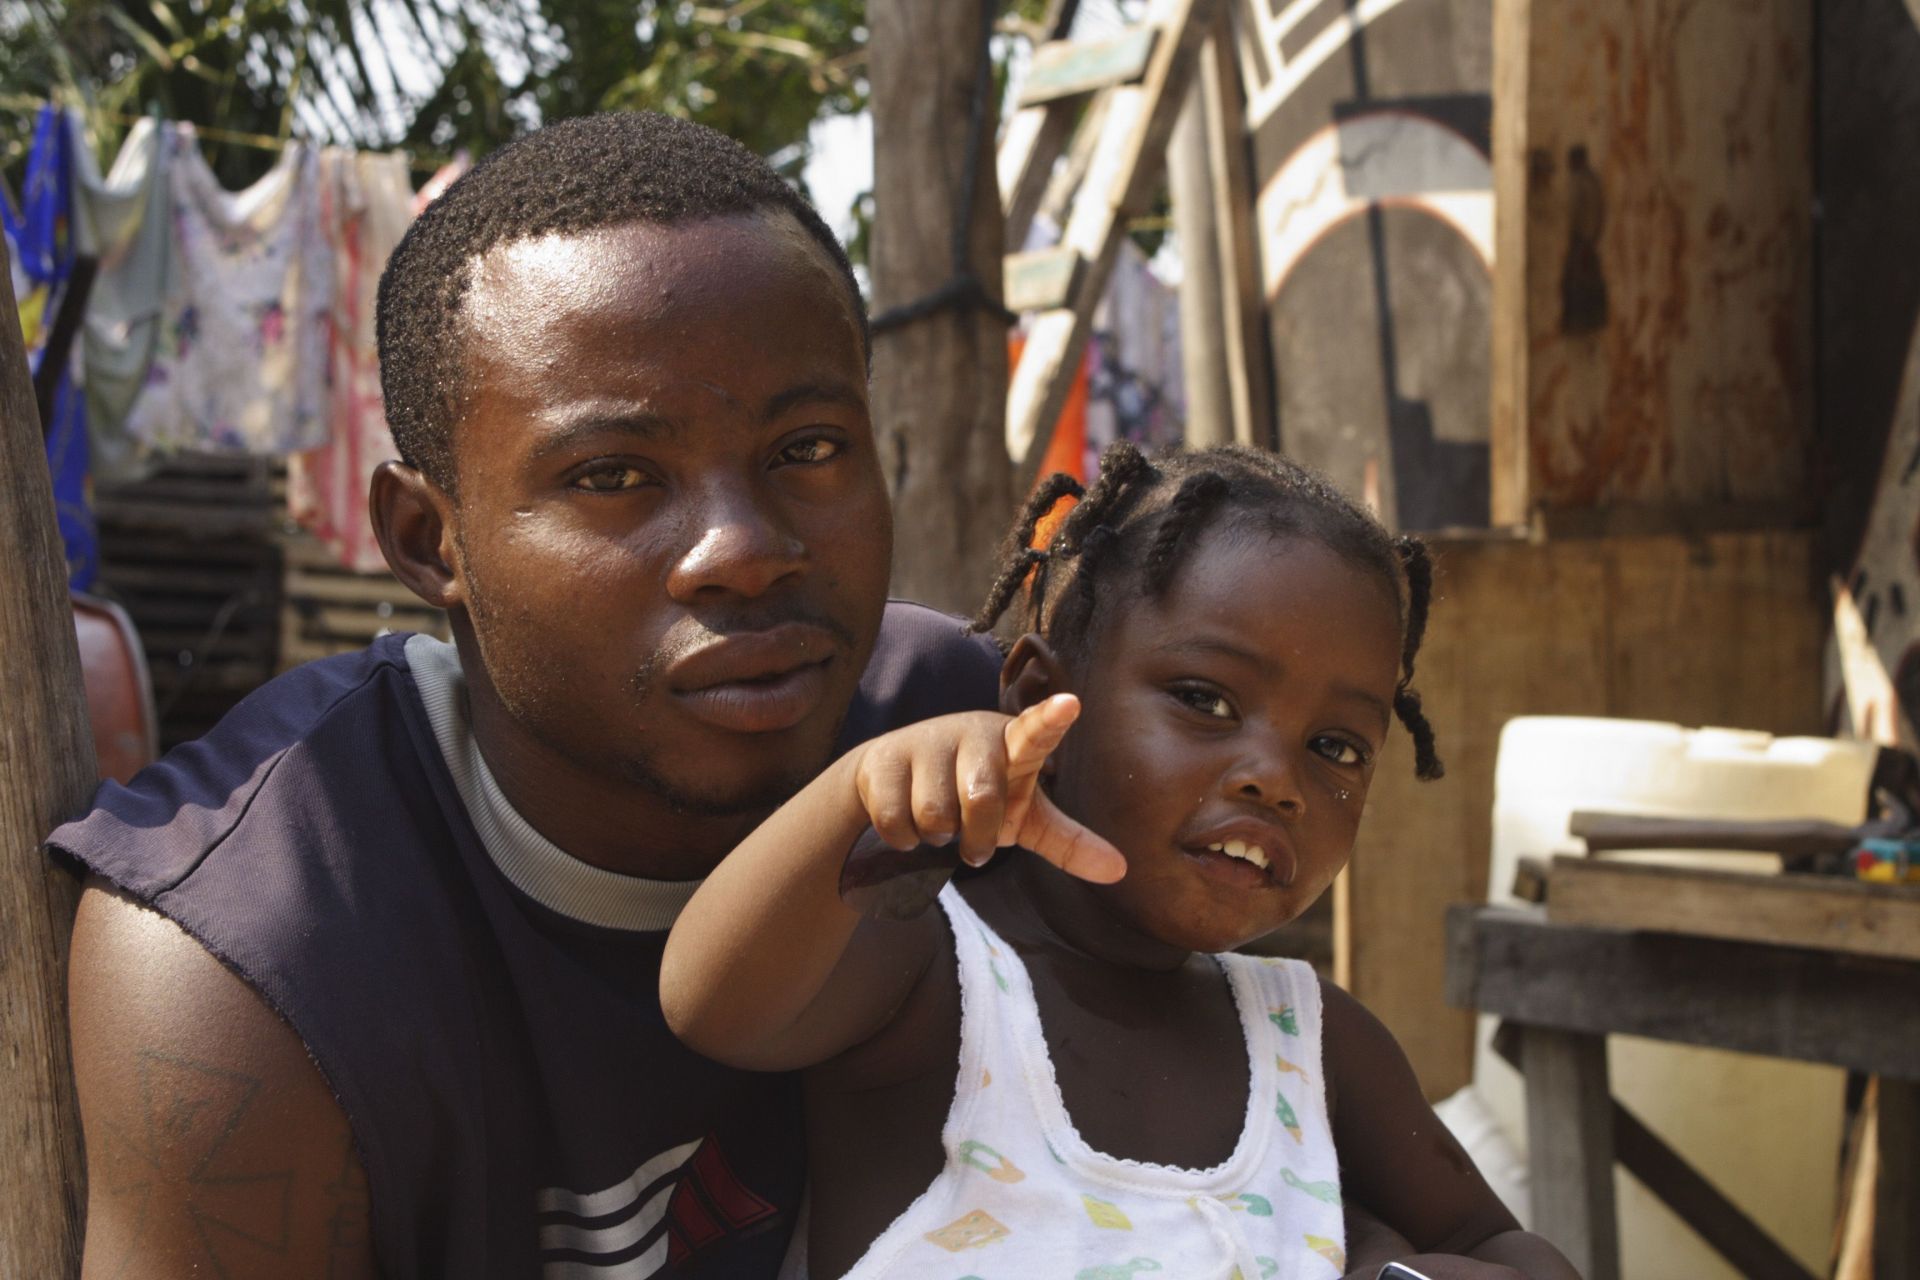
[52, 113, 1002, 1277]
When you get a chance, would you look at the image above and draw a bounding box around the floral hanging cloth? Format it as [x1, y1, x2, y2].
[2, 104, 98, 589]
[126, 128, 333, 455]
[70, 113, 172, 483]
[288, 148, 415, 572]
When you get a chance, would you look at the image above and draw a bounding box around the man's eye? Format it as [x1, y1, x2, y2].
[776, 436, 845, 466]
[576, 464, 649, 492]
[1312, 736, 1370, 767]
[1171, 685, 1233, 719]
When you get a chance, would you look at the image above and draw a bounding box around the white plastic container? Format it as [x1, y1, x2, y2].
[1476, 717, 1875, 1279]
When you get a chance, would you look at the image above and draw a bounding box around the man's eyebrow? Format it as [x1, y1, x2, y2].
[527, 408, 683, 460]
[761, 380, 867, 423]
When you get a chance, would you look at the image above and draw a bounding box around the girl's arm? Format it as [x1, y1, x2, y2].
[1322, 979, 1582, 1279]
[660, 696, 1124, 1072]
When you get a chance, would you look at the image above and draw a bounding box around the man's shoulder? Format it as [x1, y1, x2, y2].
[46, 634, 430, 898]
[839, 601, 1004, 749]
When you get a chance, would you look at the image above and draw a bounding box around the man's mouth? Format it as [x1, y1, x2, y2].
[665, 623, 842, 735]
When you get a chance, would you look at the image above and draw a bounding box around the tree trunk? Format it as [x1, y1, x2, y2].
[0, 238, 94, 1272]
[870, 0, 1014, 616]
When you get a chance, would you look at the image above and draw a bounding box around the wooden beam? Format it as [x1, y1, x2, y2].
[1006, 0, 1225, 477]
[1879, 1078, 1920, 1280]
[0, 210, 91, 1277]
[1170, 53, 1234, 447]
[1447, 905, 1920, 1078]
[1614, 1103, 1816, 1280]
[1522, 1027, 1620, 1280]
[1547, 857, 1920, 963]
[1493, 1023, 1815, 1280]
[1017, 27, 1159, 107]
[1004, 247, 1086, 314]
[1196, 7, 1272, 449]
[998, 0, 1090, 250]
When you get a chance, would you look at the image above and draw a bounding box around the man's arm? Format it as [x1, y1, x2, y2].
[69, 878, 379, 1279]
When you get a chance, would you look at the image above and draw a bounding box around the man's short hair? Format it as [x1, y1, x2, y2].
[376, 112, 868, 491]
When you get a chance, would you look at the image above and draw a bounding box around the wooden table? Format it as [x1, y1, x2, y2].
[1446, 904, 1920, 1280]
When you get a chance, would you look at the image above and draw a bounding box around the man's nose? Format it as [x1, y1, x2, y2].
[664, 480, 807, 601]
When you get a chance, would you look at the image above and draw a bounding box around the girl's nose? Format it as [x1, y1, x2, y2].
[1228, 738, 1306, 815]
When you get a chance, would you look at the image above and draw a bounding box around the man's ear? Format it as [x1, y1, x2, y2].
[370, 461, 463, 611]
[999, 633, 1070, 716]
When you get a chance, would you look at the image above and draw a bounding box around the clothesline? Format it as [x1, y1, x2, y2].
[0, 93, 454, 174]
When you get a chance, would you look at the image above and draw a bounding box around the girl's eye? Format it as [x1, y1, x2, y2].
[1311, 736, 1371, 767]
[776, 435, 845, 466]
[1171, 685, 1234, 720]
[575, 463, 650, 493]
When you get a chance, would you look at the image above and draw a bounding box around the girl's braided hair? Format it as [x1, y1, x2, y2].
[971, 442, 1443, 780]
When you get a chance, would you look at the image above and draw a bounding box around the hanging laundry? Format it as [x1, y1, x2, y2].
[1084, 238, 1186, 475]
[3, 105, 98, 589]
[412, 151, 471, 216]
[69, 114, 173, 483]
[127, 129, 333, 455]
[289, 148, 414, 572]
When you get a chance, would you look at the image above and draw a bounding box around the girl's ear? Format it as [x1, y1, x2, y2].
[999, 633, 1070, 716]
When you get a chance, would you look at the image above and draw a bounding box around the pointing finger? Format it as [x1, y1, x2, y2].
[1003, 694, 1079, 782]
[1013, 787, 1127, 884]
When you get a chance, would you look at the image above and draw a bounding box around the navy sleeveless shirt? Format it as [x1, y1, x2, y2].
[48, 602, 1002, 1278]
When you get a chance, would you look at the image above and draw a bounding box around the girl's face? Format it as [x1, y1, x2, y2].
[1044, 530, 1405, 956]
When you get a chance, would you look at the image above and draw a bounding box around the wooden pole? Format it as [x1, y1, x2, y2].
[0, 234, 94, 1276]
[869, 0, 1014, 615]
[1170, 74, 1234, 448]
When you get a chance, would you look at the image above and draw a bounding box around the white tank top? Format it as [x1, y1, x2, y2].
[826, 884, 1348, 1280]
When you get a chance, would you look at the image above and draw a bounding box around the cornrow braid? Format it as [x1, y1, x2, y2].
[971, 472, 1085, 632]
[971, 441, 1446, 781]
[1144, 473, 1232, 594]
[1390, 537, 1444, 780]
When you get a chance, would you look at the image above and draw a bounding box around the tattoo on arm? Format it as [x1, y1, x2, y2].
[89, 1048, 334, 1279]
[325, 1132, 373, 1279]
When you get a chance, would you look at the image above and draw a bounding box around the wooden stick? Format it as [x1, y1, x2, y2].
[0, 219, 95, 1277]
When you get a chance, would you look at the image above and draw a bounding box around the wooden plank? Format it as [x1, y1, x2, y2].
[1547, 857, 1920, 963]
[1000, 103, 1080, 250]
[1344, 528, 1824, 1098]
[1196, 10, 1271, 449]
[1491, 0, 1814, 518]
[1488, 0, 1534, 525]
[1523, 1028, 1619, 1280]
[1004, 247, 1086, 313]
[1880, 1077, 1920, 1280]
[1171, 66, 1234, 447]
[1006, 0, 1224, 476]
[0, 201, 89, 1280]
[1446, 905, 1920, 1078]
[1017, 27, 1159, 107]
[1000, 2, 1087, 250]
[1613, 1103, 1815, 1280]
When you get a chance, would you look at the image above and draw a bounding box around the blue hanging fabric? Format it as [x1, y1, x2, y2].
[4, 104, 98, 589]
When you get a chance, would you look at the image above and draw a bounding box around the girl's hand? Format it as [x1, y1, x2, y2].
[851, 695, 1127, 883]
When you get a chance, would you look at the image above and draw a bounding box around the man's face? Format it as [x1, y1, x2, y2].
[444, 209, 891, 816]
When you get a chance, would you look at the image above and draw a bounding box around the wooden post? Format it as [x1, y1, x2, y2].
[0, 232, 95, 1273]
[1171, 11, 1273, 451]
[1523, 1027, 1620, 1280]
[870, 0, 1014, 614]
[1170, 76, 1233, 448]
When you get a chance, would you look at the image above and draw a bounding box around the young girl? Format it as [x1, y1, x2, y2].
[662, 444, 1577, 1280]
